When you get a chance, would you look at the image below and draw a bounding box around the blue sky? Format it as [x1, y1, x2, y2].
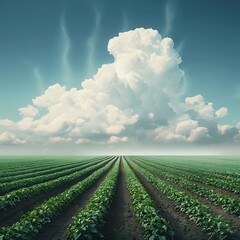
[0, 0, 240, 154]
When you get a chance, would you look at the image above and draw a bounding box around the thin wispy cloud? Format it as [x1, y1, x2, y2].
[235, 86, 240, 99]
[121, 12, 130, 32]
[60, 16, 71, 85]
[86, 6, 101, 76]
[33, 67, 44, 94]
[176, 39, 186, 54]
[163, 0, 175, 36]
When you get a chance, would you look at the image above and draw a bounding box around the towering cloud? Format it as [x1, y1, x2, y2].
[0, 28, 238, 152]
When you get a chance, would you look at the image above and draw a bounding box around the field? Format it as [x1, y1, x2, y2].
[0, 156, 239, 240]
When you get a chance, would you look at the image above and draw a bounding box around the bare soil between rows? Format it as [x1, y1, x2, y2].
[128, 160, 209, 240]
[35, 160, 116, 240]
[0, 160, 111, 228]
[133, 160, 240, 240]
[141, 160, 240, 199]
[102, 159, 144, 240]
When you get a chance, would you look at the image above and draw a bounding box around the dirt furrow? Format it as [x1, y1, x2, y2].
[0, 160, 111, 228]
[35, 161, 116, 240]
[139, 160, 240, 199]
[135, 162, 240, 239]
[128, 161, 208, 240]
[102, 159, 144, 240]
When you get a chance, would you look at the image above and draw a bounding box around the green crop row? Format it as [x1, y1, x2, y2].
[154, 161, 240, 185]
[0, 158, 101, 184]
[0, 157, 98, 178]
[133, 159, 240, 216]
[67, 159, 120, 240]
[0, 157, 108, 195]
[128, 159, 234, 240]
[0, 160, 115, 240]
[124, 159, 173, 240]
[0, 157, 112, 212]
[0, 160, 68, 176]
[133, 157, 240, 183]
[133, 157, 240, 194]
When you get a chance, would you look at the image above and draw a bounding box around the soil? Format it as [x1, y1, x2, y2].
[140, 160, 240, 199]
[0, 160, 111, 228]
[102, 159, 144, 240]
[35, 160, 116, 240]
[133, 160, 240, 240]
[127, 160, 209, 240]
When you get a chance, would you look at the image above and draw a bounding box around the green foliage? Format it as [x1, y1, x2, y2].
[0, 159, 95, 183]
[0, 158, 110, 195]
[67, 160, 120, 240]
[0, 158, 112, 212]
[0, 160, 114, 240]
[134, 159, 240, 216]
[129, 159, 235, 240]
[124, 159, 173, 240]
[133, 157, 240, 194]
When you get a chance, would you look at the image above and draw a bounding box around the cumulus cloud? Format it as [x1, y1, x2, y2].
[19, 105, 39, 118]
[0, 132, 25, 145]
[0, 28, 238, 151]
[216, 107, 228, 118]
[108, 136, 128, 144]
[185, 95, 228, 120]
[49, 136, 71, 143]
[155, 119, 209, 143]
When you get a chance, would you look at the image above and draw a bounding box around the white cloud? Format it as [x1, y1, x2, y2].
[33, 84, 66, 108]
[218, 124, 233, 135]
[49, 136, 71, 143]
[0, 132, 25, 145]
[0, 28, 237, 151]
[175, 119, 198, 136]
[155, 120, 209, 143]
[188, 127, 209, 142]
[185, 95, 215, 120]
[0, 119, 14, 127]
[185, 94, 228, 120]
[216, 107, 228, 118]
[19, 105, 39, 118]
[108, 136, 128, 144]
[75, 138, 91, 144]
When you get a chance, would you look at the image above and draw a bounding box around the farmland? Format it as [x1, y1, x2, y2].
[0, 156, 239, 240]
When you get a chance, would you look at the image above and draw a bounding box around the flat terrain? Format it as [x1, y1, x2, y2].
[0, 156, 239, 240]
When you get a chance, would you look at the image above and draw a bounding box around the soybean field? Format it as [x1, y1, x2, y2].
[0, 156, 239, 240]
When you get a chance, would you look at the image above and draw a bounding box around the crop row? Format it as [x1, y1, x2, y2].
[0, 159, 69, 176]
[124, 159, 173, 240]
[134, 157, 240, 183]
[0, 157, 112, 212]
[0, 158, 101, 184]
[0, 157, 99, 178]
[133, 159, 240, 216]
[67, 159, 120, 239]
[154, 161, 240, 184]
[0, 157, 108, 195]
[138, 158, 240, 182]
[128, 159, 235, 240]
[133, 157, 240, 194]
[0, 159, 115, 240]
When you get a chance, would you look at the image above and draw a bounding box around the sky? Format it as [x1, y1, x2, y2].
[0, 0, 240, 155]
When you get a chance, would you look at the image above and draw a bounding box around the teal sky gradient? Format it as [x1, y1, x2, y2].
[1, 0, 240, 122]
